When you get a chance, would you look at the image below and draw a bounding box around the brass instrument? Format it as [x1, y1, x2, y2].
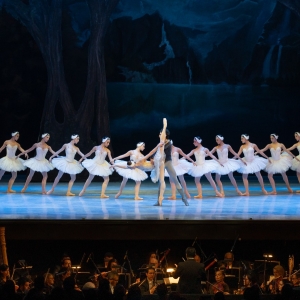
[288, 255, 294, 281]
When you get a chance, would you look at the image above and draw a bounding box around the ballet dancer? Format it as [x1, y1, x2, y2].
[112, 142, 150, 200]
[47, 134, 84, 196]
[210, 135, 246, 196]
[236, 134, 270, 196]
[17, 133, 56, 194]
[78, 137, 113, 198]
[287, 132, 300, 193]
[260, 133, 295, 194]
[165, 142, 195, 200]
[0, 131, 28, 193]
[187, 137, 223, 198]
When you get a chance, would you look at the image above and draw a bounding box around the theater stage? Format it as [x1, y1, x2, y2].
[1, 176, 300, 240]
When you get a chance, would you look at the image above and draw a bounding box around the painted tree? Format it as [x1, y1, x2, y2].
[4, 0, 119, 150]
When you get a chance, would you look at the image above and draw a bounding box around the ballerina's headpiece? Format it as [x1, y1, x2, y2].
[194, 137, 202, 143]
[137, 142, 144, 147]
[216, 135, 224, 141]
[11, 131, 19, 137]
[71, 134, 79, 140]
[241, 134, 249, 140]
[295, 132, 300, 137]
[271, 133, 279, 140]
[102, 137, 110, 143]
[42, 133, 49, 138]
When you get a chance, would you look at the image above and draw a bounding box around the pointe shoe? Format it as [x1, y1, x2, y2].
[7, 189, 16, 193]
[288, 189, 293, 193]
[216, 191, 223, 198]
[185, 192, 191, 199]
[268, 191, 277, 195]
[153, 202, 161, 206]
[168, 196, 176, 200]
[262, 189, 268, 195]
[242, 192, 250, 196]
[79, 190, 85, 197]
[46, 189, 54, 195]
[115, 192, 121, 199]
[182, 198, 189, 206]
[42, 191, 47, 195]
[236, 190, 243, 196]
[194, 195, 203, 199]
[66, 192, 75, 196]
[21, 188, 26, 193]
[101, 194, 109, 198]
[134, 196, 143, 200]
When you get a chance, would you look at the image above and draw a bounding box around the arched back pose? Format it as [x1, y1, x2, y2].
[0, 131, 28, 193]
[187, 137, 223, 198]
[287, 132, 300, 193]
[47, 135, 84, 196]
[260, 134, 295, 194]
[165, 143, 195, 200]
[17, 133, 55, 194]
[79, 137, 113, 198]
[236, 134, 270, 196]
[112, 142, 149, 200]
[153, 119, 189, 206]
[210, 135, 246, 196]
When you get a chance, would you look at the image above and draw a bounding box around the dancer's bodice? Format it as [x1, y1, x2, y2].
[270, 147, 281, 161]
[65, 144, 77, 162]
[194, 147, 207, 165]
[6, 144, 17, 159]
[130, 150, 144, 162]
[95, 147, 107, 163]
[35, 147, 48, 161]
[171, 151, 180, 165]
[216, 146, 229, 164]
[243, 144, 255, 162]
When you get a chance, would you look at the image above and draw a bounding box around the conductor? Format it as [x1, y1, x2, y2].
[173, 247, 206, 294]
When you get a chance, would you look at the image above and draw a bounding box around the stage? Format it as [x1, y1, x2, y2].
[1, 176, 300, 240]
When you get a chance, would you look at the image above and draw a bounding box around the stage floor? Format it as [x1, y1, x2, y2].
[0, 177, 300, 221]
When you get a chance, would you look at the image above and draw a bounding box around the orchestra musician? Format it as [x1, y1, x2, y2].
[268, 265, 289, 294]
[218, 252, 239, 269]
[0, 264, 9, 288]
[44, 273, 55, 295]
[209, 270, 230, 295]
[101, 259, 119, 278]
[139, 267, 157, 295]
[194, 254, 201, 263]
[107, 271, 126, 299]
[173, 247, 206, 294]
[291, 273, 300, 287]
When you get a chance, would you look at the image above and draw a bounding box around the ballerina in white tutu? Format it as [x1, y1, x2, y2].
[210, 135, 246, 196]
[112, 142, 150, 200]
[47, 134, 85, 196]
[17, 133, 56, 194]
[0, 131, 28, 193]
[260, 133, 295, 194]
[286, 132, 300, 193]
[164, 143, 195, 200]
[78, 137, 113, 198]
[186, 137, 223, 198]
[236, 134, 270, 196]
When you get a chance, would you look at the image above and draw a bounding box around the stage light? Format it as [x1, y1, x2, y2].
[263, 253, 273, 258]
[71, 266, 81, 269]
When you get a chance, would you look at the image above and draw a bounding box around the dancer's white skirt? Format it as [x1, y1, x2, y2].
[114, 160, 148, 181]
[291, 155, 300, 173]
[264, 153, 292, 174]
[188, 160, 216, 177]
[150, 150, 165, 183]
[82, 159, 113, 177]
[23, 158, 54, 173]
[0, 156, 26, 172]
[165, 159, 192, 177]
[211, 159, 240, 175]
[237, 157, 267, 174]
[52, 157, 84, 174]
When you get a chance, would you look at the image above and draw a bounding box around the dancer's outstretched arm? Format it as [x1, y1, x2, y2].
[112, 150, 133, 161]
[281, 143, 299, 161]
[204, 148, 223, 166]
[228, 145, 246, 165]
[259, 144, 270, 153]
[287, 143, 299, 151]
[75, 146, 85, 158]
[253, 144, 271, 162]
[139, 143, 162, 162]
[49, 144, 67, 161]
[17, 143, 37, 157]
[79, 146, 97, 162]
[177, 148, 196, 165]
[17, 143, 29, 159]
[0, 141, 8, 153]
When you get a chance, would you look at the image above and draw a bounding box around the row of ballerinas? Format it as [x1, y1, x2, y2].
[0, 131, 300, 199]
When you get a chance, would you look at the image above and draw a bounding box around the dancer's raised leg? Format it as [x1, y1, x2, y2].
[79, 174, 95, 197]
[66, 174, 76, 196]
[115, 177, 128, 199]
[228, 172, 242, 195]
[281, 172, 293, 193]
[7, 172, 17, 193]
[205, 172, 223, 197]
[21, 169, 35, 193]
[47, 170, 64, 195]
[255, 171, 268, 195]
[101, 176, 109, 198]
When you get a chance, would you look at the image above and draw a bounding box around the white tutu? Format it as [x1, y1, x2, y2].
[237, 157, 268, 174]
[0, 156, 26, 172]
[52, 156, 84, 174]
[211, 159, 240, 175]
[150, 150, 165, 183]
[291, 155, 300, 173]
[82, 159, 113, 177]
[165, 159, 192, 177]
[114, 160, 148, 181]
[265, 153, 292, 174]
[23, 158, 54, 173]
[188, 160, 216, 177]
